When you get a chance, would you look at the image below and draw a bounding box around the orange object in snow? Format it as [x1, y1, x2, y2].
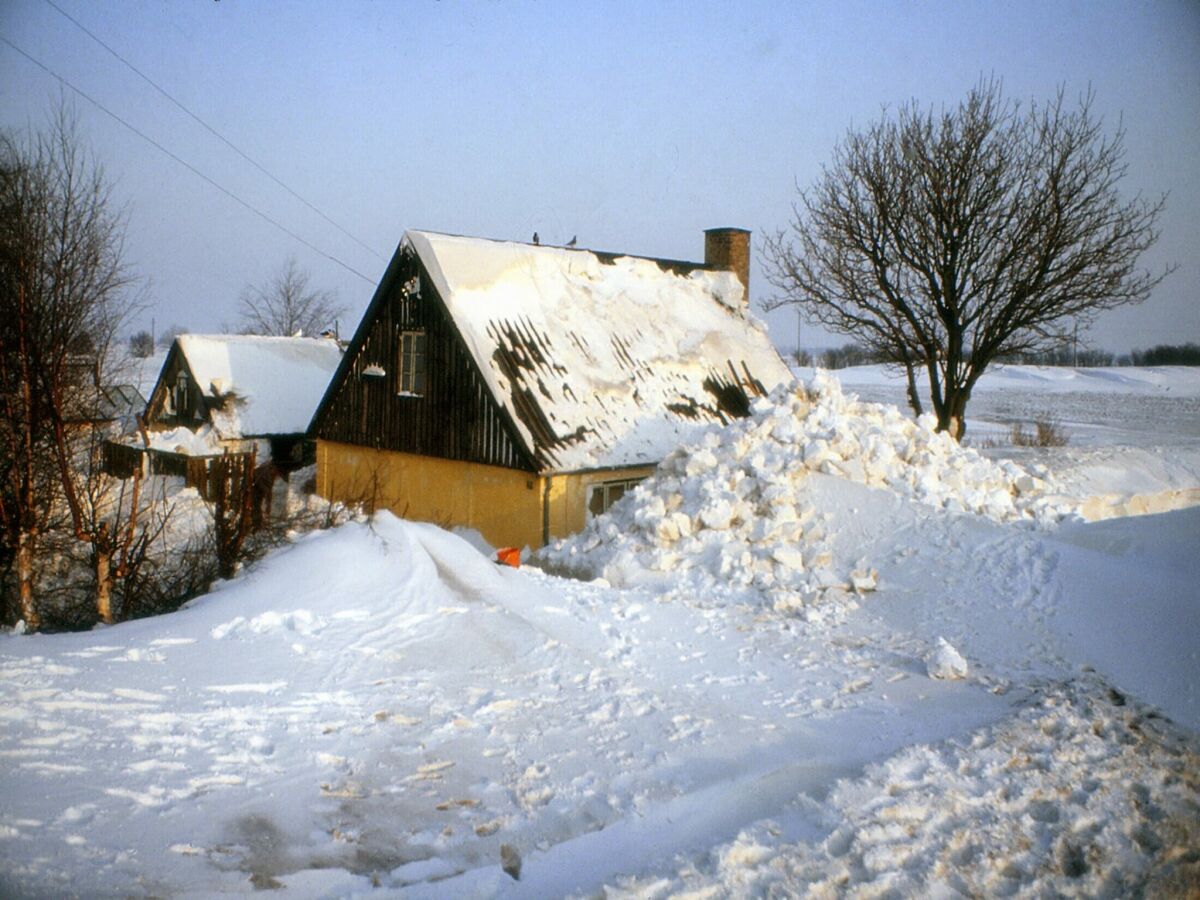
[496, 547, 521, 568]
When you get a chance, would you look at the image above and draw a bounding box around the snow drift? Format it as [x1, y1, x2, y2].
[2, 366, 1196, 897]
[536, 374, 1074, 615]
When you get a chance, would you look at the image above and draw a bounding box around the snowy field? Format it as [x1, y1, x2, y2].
[2, 366, 1199, 898]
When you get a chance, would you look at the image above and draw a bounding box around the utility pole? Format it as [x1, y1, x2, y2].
[796, 307, 802, 366]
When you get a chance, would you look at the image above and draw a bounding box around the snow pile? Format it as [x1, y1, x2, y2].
[143, 424, 221, 455]
[2, 488, 1197, 894]
[926, 637, 968, 679]
[791, 372, 1074, 522]
[536, 398, 874, 618]
[610, 679, 1200, 897]
[537, 373, 1073, 614]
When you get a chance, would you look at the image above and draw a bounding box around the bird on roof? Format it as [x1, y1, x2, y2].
[532, 232, 539, 245]
[566, 235, 577, 247]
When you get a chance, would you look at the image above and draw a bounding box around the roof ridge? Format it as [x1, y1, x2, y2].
[179, 333, 338, 343]
[403, 229, 717, 273]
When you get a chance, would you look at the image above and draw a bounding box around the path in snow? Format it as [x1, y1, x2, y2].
[1, 515, 1019, 896]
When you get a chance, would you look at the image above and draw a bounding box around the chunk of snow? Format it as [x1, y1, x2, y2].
[926, 638, 968, 680]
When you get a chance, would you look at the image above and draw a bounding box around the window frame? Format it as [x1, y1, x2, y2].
[397, 329, 427, 396]
[173, 370, 191, 419]
[587, 477, 645, 520]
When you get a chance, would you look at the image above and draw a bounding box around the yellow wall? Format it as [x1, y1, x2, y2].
[316, 440, 655, 550]
[554, 466, 656, 537]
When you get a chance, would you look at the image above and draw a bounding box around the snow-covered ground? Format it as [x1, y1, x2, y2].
[829, 362, 1200, 447]
[2, 366, 1198, 897]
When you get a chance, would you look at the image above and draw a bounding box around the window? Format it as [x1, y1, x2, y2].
[397, 330, 427, 395]
[587, 477, 645, 519]
[173, 370, 191, 418]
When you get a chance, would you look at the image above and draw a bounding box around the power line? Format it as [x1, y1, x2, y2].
[0, 33, 376, 285]
[42, 0, 386, 263]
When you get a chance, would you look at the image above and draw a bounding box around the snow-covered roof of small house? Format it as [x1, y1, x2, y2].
[176, 334, 343, 438]
[405, 230, 792, 471]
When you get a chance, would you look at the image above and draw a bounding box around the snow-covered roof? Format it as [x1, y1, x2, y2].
[175, 334, 343, 438]
[405, 230, 792, 471]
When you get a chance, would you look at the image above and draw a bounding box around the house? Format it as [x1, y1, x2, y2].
[59, 352, 146, 430]
[64, 357, 148, 478]
[96, 384, 147, 431]
[310, 228, 792, 549]
[144, 334, 343, 468]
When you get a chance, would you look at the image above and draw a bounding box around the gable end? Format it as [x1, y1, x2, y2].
[311, 246, 537, 472]
[145, 342, 208, 429]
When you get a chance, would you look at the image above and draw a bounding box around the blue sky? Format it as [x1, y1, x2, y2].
[1, 0, 1196, 354]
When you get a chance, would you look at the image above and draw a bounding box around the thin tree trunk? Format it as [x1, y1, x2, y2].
[903, 362, 923, 417]
[214, 450, 255, 580]
[944, 389, 969, 440]
[16, 531, 39, 630]
[94, 546, 115, 624]
[925, 362, 949, 433]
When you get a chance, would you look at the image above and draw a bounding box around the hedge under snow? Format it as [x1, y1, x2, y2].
[535, 373, 1075, 616]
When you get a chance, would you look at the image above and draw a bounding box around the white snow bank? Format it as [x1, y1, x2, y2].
[2, 491, 1197, 896]
[609, 678, 1199, 897]
[0, 514, 525, 895]
[977, 363, 1200, 396]
[830, 362, 1200, 397]
[537, 374, 1072, 615]
[536, 385, 870, 619]
[1040, 446, 1200, 520]
[1044, 506, 1200, 730]
[143, 424, 221, 455]
[783, 373, 1074, 522]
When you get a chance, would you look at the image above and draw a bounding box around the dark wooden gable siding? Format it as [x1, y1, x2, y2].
[312, 246, 537, 472]
[145, 343, 209, 430]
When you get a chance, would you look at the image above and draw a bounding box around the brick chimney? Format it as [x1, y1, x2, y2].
[704, 227, 751, 306]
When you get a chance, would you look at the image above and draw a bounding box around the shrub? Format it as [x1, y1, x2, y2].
[1010, 417, 1070, 448]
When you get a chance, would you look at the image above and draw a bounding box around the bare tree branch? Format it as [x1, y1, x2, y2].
[762, 79, 1172, 438]
[0, 100, 140, 627]
[237, 256, 344, 337]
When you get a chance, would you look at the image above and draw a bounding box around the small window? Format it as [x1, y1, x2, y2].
[587, 477, 644, 519]
[397, 330, 427, 395]
[174, 371, 191, 418]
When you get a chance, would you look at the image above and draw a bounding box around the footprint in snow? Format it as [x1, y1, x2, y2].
[112, 688, 166, 702]
[63, 645, 123, 658]
[114, 649, 165, 663]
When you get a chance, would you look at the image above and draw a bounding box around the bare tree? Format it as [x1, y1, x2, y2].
[57, 414, 148, 624]
[762, 81, 1171, 438]
[210, 449, 256, 580]
[156, 323, 188, 349]
[129, 330, 154, 357]
[0, 104, 137, 627]
[237, 256, 343, 337]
